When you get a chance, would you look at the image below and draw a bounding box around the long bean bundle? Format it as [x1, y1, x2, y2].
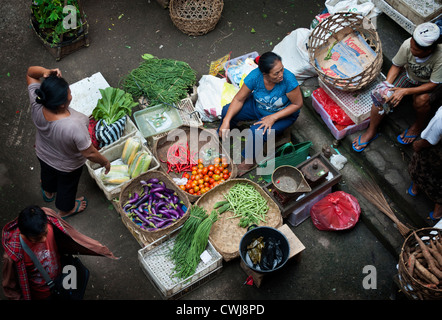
[172, 209, 218, 280]
[121, 55, 196, 106]
[171, 205, 208, 266]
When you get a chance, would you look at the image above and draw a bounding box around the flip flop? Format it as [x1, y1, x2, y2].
[41, 186, 55, 202]
[429, 211, 441, 222]
[397, 129, 418, 145]
[352, 134, 379, 152]
[407, 183, 417, 197]
[61, 197, 88, 220]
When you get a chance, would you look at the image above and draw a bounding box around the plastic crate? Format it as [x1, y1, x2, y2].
[311, 91, 370, 140]
[138, 227, 223, 299]
[286, 187, 331, 227]
[318, 73, 385, 124]
[383, 0, 442, 26]
[86, 137, 160, 200]
[224, 51, 259, 88]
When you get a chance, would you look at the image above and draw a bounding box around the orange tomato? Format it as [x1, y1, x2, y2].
[213, 174, 220, 181]
[191, 166, 198, 172]
[223, 173, 229, 180]
[208, 165, 215, 172]
[214, 169, 221, 175]
[198, 179, 204, 186]
[222, 168, 229, 174]
[191, 170, 197, 176]
[179, 185, 186, 191]
[198, 163, 204, 169]
[214, 157, 221, 164]
[202, 167, 208, 175]
[198, 158, 204, 164]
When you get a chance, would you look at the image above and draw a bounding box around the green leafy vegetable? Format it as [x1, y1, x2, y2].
[92, 87, 138, 124]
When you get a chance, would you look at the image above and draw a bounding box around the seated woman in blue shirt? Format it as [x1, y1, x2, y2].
[218, 52, 303, 175]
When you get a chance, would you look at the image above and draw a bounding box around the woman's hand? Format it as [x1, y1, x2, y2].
[218, 120, 230, 140]
[43, 68, 62, 78]
[254, 114, 277, 135]
[386, 87, 408, 108]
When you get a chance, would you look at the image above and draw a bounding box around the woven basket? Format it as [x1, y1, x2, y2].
[398, 228, 442, 300]
[152, 124, 237, 202]
[195, 178, 283, 261]
[169, 0, 224, 36]
[308, 12, 382, 92]
[118, 170, 191, 247]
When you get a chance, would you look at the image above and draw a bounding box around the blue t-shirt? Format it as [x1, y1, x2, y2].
[243, 68, 299, 113]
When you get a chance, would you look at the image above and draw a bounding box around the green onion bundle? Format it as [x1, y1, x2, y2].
[120, 55, 197, 106]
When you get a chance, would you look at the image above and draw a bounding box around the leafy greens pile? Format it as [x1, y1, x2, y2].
[92, 87, 138, 124]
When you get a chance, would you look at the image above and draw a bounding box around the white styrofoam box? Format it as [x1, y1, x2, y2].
[312, 94, 370, 140]
[86, 137, 160, 200]
[69, 72, 110, 117]
[286, 187, 332, 227]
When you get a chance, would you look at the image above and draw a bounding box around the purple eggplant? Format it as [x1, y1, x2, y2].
[146, 178, 159, 184]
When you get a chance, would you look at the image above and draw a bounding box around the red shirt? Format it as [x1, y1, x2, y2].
[23, 224, 61, 300]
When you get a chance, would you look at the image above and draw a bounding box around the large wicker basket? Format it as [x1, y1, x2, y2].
[118, 170, 191, 247]
[308, 12, 383, 92]
[398, 228, 442, 300]
[169, 0, 224, 36]
[195, 178, 283, 261]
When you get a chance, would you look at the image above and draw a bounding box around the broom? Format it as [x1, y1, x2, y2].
[352, 178, 412, 237]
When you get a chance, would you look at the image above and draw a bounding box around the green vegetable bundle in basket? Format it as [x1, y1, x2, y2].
[257, 141, 312, 183]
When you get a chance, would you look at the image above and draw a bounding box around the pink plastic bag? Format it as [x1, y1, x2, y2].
[310, 191, 361, 231]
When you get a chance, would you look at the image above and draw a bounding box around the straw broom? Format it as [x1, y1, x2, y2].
[352, 178, 412, 237]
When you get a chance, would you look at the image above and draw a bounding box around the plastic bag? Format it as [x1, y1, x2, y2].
[313, 88, 354, 127]
[310, 191, 361, 231]
[272, 28, 317, 84]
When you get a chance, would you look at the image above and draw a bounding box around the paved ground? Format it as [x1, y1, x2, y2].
[0, 0, 438, 306]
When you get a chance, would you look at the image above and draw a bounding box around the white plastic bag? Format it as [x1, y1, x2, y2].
[195, 75, 225, 122]
[272, 28, 317, 84]
[325, 0, 381, 26]
[195, 75, 238, 122]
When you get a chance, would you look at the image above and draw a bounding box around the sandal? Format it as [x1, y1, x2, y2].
[407, 183, 418, 197]
[61, 197, 88, 220]
[352, 134, 379, 152]
[397, 128, 418, 145]
[41, 185, 55, 202]
[429, 211, 441, 222]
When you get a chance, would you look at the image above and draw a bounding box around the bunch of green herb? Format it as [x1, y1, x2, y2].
[92, 87, 139, 124]
[120, 54, 197, 106]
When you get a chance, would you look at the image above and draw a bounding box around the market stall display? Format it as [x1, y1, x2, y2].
[195, 178, 282, 261]
[118, 170, 191, 246]
[308, 12, 383, 92]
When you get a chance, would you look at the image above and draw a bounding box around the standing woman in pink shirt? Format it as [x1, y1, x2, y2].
[27, 66, 111, 219]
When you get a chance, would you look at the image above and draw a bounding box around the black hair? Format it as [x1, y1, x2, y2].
[256, 52, 282, 74]
[35, 75, 69, 111]
[17, 205, 48, 238]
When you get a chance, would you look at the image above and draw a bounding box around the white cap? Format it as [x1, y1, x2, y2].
[413, 22, 440, 47]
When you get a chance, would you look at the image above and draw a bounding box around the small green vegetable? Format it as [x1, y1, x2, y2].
[92, 87, 138, 124]
[213, 200, 229, 209]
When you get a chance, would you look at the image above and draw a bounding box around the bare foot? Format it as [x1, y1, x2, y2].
[398, 127, 419, 144]
[352, 133, 377, 151]
[59, 196, 88, 218]
[432, 203, 442, 220]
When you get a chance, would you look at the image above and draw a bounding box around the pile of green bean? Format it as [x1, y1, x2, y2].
[224, 183, 269, 228]
[120, 57, 196, 106]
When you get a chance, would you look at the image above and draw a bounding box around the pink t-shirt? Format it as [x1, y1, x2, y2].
[23, 224, 61, 300]
[29, 83, 91, 172]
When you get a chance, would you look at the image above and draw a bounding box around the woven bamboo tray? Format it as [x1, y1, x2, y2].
[152, 125, 237, 202]
[195, 178, 283, 262]
[308, 12, 382, 92]
[169, 0, 224, 36]
[398, 228, 442, 300]
[118, 170, 191, 247]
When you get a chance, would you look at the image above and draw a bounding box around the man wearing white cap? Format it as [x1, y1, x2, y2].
[352, 22, 441, 151]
